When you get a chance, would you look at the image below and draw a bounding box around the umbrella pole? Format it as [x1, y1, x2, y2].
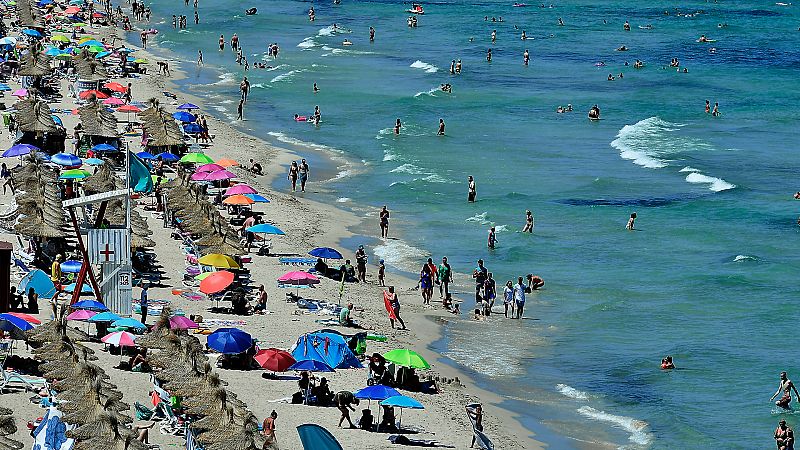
[399, 407, 403, 429]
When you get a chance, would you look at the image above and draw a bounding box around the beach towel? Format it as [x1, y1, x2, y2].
[384, 291, 397, 321]
[31, 407, 74, 450]
[465, 403, 494, 450]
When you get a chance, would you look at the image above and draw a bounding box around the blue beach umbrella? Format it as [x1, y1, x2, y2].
[72, 299, 108, 311]
[84, 157, 104, 165]
[136, 151, 155, 160]
[247, 223, 285, 235]
[89, 311, 122, 322]
[51, 115, 63, 126]
[18, 269, 56, 299]
[354, 385, 400, 401]
[22, 29, 42, 38]
[78, 39, 103, 47]
[309, 247, 343, 260]
[60, 260, 83, 273]
[177, 103, 199, 110]
[207, 328, 253, 354]
[155, 151, 179, 162]
[3, 144, 38, 157]
[64, 282, 93, 294]
[51, 152, 82, 166]
[244, 194, 270, 203]
[44, 47, 63, 56]
[183, 123, 202, 134]
[0, 83, 11, 91]
[379, 395, 424, 428]
[0, 313, 35, 332]
[111, 318, 146, 329]
[95, 51, 111, 59]
[288, 359, 335, 372]
[91, 143, 117, 152]
[172, 111, 195, 122]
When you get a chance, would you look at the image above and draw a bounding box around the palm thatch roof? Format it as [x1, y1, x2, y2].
[78, 100, 119, 138]
[18, 50, 52, 77]
[15, 0, 43, 28]
[14, 97, 60, 134]
[139, 104, 186, 148]
[73, 49, 109, 81]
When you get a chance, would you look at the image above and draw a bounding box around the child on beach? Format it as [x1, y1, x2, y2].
[378, 259, 385, 286]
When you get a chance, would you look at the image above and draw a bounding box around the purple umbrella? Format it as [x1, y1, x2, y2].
[169, 315, 199, 330]
[224, 184, 257, 196]
[204, 169, 236, 181]
[195, 163, 225, 173]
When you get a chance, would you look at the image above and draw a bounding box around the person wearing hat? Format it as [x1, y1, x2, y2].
[378, 259, 385, 286]
[355, 245, 368, 283]
[50, 254, 63, 287]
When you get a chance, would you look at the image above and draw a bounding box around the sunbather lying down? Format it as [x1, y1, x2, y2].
[388, 435, 455, 448]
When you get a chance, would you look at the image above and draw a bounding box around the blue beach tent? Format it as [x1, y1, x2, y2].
[291, 332, 362, 369]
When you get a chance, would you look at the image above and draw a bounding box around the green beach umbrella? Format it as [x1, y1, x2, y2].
[72, 22, 87, 27]
[133, 58, 149, 64]
[194, 272, 214, 281]
[180, 152, 214, 164]
[51, 35, 70, 43]
[55, 53, 73, 60]
[59, 169, 91, 180]
[383, 349, 430, 369]
[86, 45, 105, 53]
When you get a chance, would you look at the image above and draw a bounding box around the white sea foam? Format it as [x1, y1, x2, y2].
[734, 255, 757, 262]
[610, 117, 678, 169]
[318, 26, 335, 37]
[373, 239, 430, 272]
[270, 69, 305, 83]
[685, 172, 735, 192]
[264, 64, 287, 71]
[267, 132, 343, 154]
[410, 60, 439, 73]
[383, 149, 399, 161]
[297, 37, 316, 49]
[414, 87, 439, 98]
[210, 72, 236, 86]
[466, 212, 491, 225]
[556, 384, 589, 400]
[336, 197, 350, 203]
[334, 169, 353, 180]
[421, 174, 453, 184]
[577, 406, 653, 446]
[494, 224, 509, 233]
[679, 166, 700, 173]
[390, 163, 425, 175]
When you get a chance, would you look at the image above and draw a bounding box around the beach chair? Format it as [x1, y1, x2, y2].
[0, 359, 48, 394]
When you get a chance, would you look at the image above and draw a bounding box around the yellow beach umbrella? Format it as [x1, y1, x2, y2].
[197, 253, 240, 269]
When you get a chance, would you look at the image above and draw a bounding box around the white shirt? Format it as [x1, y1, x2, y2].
[513, 283, 526, 303]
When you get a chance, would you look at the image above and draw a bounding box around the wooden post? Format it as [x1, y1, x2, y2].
[0, 241, 11, 313]
[68, 206, 103, 305]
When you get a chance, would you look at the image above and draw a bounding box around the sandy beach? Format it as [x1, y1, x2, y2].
[0, 4, 545, 449]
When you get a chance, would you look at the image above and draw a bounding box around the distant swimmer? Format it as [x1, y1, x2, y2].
[219, 34, 225, 51]
[245, 7, 257, 15]
[486, 48, 492, 62]
[772, 372, 800, 410]
[523, 49, 530, 66]
[522, 210, 533, 232]
[309, 6, 315, 21]
[437, 118, 445, 135]
[197, 50, 203, 66]
[624, 20, 630, 31]
[661, 356, 675, 370]
[369, 26, 375, 42]
[607, 73, 615, 81]
[450, 60, 455, 74]
[394, 118, 402, 135]
[521, 30, 526, 40]
[455, 59, 462, 74]
[712, 102, 720, 117]
[558, 17, 564, 26]
[440, 83, 452, 93]
[342, 39, 352, 45]
[491, 29, 496, 42]
[626, 212, 636, 230]
[588, 104, 601, 120]
[467, 176, 476, 202]
[313, 82, 319, 93]
[616, 45, 628, 51]
[487, 226, 497, 249]
[697, 34, 711, 42]
[705, 100, 711, 113]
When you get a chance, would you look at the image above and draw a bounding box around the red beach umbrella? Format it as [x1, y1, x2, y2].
[6, 312, 41, 325]
[254, 348, 296, 372]
[79, 90, 109, 99]
[199, 270, 235, 295]
[104, 82, 127, 93]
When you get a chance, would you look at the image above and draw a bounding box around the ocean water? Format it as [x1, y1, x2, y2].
[142, 0, 800, 448]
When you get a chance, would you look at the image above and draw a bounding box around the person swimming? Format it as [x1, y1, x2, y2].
[661, 356, 675, 369]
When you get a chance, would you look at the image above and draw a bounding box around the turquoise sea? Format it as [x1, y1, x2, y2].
[142, 0, 800, 447]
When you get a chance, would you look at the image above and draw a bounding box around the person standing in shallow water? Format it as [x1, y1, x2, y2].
[626, 212, 636, 230]
[394, 118, 402, 135]
[437, 118, 445, 135]
[522, 210, 534, 233]
[467, 176, 476, 202]
[487, 226, 497, 249]
[772, 372, 800, 410]
[380, 206, 390, 239]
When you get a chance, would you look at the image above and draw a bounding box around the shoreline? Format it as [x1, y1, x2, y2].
[118, 20, 548, 450]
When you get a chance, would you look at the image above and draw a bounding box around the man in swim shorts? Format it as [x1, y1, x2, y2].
[468, 176, 476, 202]
[299, 159, 310, 192]
[772, 372, 800, 410]
[776, 419, 795, 450]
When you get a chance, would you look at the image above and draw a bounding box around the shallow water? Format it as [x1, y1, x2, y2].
[144, 0, 800, 447]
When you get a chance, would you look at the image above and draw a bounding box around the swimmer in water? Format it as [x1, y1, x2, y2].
[626, 212, 636, 230]
[558, 17, 564, 26]
[624, 20, 630, 31]
[705, 100, 711, 113]
[455, 60, 462, 74]
[487, 48, 492, 62]
[491, 29, 496, 43]
[712, 102, 720, 117]
[521, 30, 526, 40]
[370, 26, 375, 42]
[437, 118, 445, 136]
[523, 49, 530, 66]
[771, 372, 800, 410]
[313, 82, 319, 93]
[394, 118, 401, 135]
[661, 356, 675, 369]
[219, 34, 225, 51]
[450, 60, 455, 74]
[697, 34, 708, 42]
[522, 210, 533, 233]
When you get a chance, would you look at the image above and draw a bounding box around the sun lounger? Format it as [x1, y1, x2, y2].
[1, 367, 48, 394]
[279, 257, 318, 266]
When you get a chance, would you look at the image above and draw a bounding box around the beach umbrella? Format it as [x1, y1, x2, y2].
[102, 97, 124, 106]
[111, 318, 146, 329]
[11, 88, 27, 97]
[177, 102, 199, 110]
[199, 270, 235, 294]
[197, 253, 240, 269]
[196, 163, 224, 173]
[379, 395, 425, 428]
[60, 260, 83, 273]
[66, 309, 96, 321]
[59, 169, 91, 180]
[51, 152, 82, 166]
[64, 282, 93, 294]
[79, 89, 109, 99]
[84, 157, 104, 166]
[5, 312, 41, 325]
[3, 144, 38, 157]
[383, 349, 430, 369]
[44, 47, 64, 56]
[277, 272, 320, 290]
[72, 299, 108, 311]
[207, 328, 252, 354]
[78, 39, 103, 47]
[116, 104, 141, 113]
[247, 223, 284, 235]
[0, 37, 17, 46]
[168, 315, 199, 330]
[101, 330, 137, 347]
[172, 111, 195, 122]
[216, 158, 239, 167]
[204, 169, 236, 181]
[288, 359, 334, 372]
[223, 194, 254, 206]
[194, 272, 214, 281]
[136, 151, 155, 160]
[183, 123, 203, 134]
[22, 29, 42, 38]
[224, 184, 257, 196]
[155, 151, 178, 162]
[309, 247, 343, 260]
[254, 348, 296, 372]
[103, 82, 127, 92]
[0, 83, 11, 91]
[51, 34, 70, 43]
[95, 51, 112, 59]
[51, 115, 64, 126]
[180, 152, 214, 164]
[244, 194, 270, 203]
[0, 313, 35, 332]
[355, 385, 401, 401]
[89, 311, 122, 322]
[91, 143, 117, 152]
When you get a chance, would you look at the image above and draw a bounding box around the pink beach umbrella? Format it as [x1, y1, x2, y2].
[12, 89, 27, 98]
[190, 171, 210, 181]
[67, 309, 97, 321]
[224, 184, 257, 196]
[277, 271, 320, 285]
[196, 163, 225, 173]
[204, 169, 237, 181]
[169, 315, 199, 330]
[103, 97, 124, 106]
[101, 330, 137, 347]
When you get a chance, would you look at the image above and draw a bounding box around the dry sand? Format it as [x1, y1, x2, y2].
[0, 10, 545, 450]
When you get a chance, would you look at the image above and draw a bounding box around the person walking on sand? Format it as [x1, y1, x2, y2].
[772, 372, 800, 410]
[468, 176, 476, 202]
[438, 256, 452, 299]
[626, 212, 636, 230]
[262, 410, 277, 447]
[140, 284, 149, 324]
[287, 161, 299, 191]
[513, 276, 526, 319]
[236, 99, 244, 120]
[437, 118, 445, 135]
[522, 209, 534, 233]
[355, 245, 368, 282]
[387, 286, 406, 329]
[299, 158, 310, 192]
[380, 205, 390, 238]
[334, 391, 359, 428]
[418, 264, 433, 305]
[467, 404, 484, 448]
